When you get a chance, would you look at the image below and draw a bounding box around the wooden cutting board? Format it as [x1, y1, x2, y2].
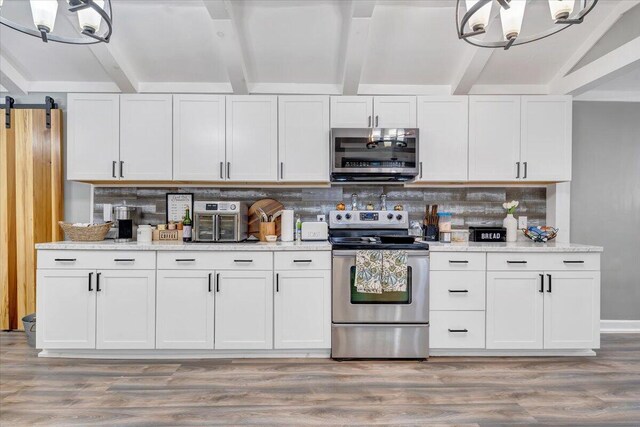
[248, 198, 285, 238]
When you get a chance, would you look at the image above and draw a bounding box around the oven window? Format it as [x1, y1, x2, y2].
[350, 266, 412, 304]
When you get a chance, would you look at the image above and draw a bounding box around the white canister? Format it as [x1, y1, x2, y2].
[137, 225, 153, 244]
[280, 210, 294, 242]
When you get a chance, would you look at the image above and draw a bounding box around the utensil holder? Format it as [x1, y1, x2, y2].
[259, 222, 276, 242]
[424, 225, 439, 242]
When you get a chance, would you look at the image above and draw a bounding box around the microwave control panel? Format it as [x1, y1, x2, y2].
[194, 201, 243, 213]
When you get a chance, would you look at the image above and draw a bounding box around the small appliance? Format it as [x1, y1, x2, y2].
[193, 201, 248, 242]
[112, 204, 139, 242]
[301, 221, 328, 241]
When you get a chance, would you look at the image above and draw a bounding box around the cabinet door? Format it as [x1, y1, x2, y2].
[156, 270, 214, 349]
[330, 96, 373, 128]
[36, 269, 96, 349]
[96, 270, 156, 349]
[416, 96, 468, 181]
[215, 270, 273, 349]
[226, 96, 278, 181]
[67, 94, 119, 181]
[373, 96, 417, 128]
[278, 96, 330, 182]
[521, 96, 572, 182]
[544, 271, 600, 349]
[486, 271, 543, 349]
[120, 94, 173, 180]
[173, 95, 226, 181]
[274, 270, 331, 349]
[468, 96, 521, 181]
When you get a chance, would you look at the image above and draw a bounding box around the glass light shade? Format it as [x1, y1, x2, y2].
[548, 0, 575, 20]
[500, 0, 526, 40]
[465, 0, 492, 31]
[30, 0, 58, 32]
[77, 0, 105, 33]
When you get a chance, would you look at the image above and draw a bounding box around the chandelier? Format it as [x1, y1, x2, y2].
[456, 0, 598, 50]
[0, 0, 112, 44]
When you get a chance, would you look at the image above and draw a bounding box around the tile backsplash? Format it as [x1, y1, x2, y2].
[93, 186, 546, 229]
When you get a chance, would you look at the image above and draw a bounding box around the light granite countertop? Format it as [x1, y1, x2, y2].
[425, 241, 603, 252]
[35, 240, 332, 251]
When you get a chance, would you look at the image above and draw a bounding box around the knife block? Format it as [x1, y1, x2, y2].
[259, 222, 276, 242]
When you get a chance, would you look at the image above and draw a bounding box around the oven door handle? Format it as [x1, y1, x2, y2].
[332, 250, 429, 258]
[214, 214, 221, 242]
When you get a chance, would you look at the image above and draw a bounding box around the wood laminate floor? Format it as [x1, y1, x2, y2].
[1, 333, 639, 426]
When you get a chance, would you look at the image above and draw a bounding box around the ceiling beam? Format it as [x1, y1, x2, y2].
[0, 54, 29, 95]
[550, 36, 640, 95]
[340, 0, 376, 95]
[204, 0, 249, 95]
[550, 0, 640, 85]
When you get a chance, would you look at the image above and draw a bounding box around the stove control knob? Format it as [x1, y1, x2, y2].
[345, 213, 352, 220]
[396, 214, 403, 221]
[387, 213, 394, 220]
[335, 214, 342, 221]
[230, 204, 236, 210]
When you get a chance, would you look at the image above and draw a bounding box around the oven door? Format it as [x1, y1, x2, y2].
[194, 213, 216, 242]
[216, 214, 239, 242]
[332, 250, 429, 323]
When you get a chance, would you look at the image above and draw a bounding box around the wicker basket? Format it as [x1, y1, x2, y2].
[58, 221, 113, 242]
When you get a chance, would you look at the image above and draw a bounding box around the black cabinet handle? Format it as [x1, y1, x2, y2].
[523, 161, 528, 179]
[114, 258, 135, 262]
[276, 273, 279, 292]
[563, 260, 585, 264]
[88, 272, 93, 292]
[448, 329, 468, 333]
[547, 274, 552, 293]
[507, 260, 528, 264]
[293, 259, 312, 263]
[516, 161, 520, 179]
[539, 274, 544, 293]
[419, 162, 423, 179]
[448, 289, 468, 293]
[234, 259, 253, 263]
[96, 272, 101, 292]
[208, 273, 212, 292]
[216, 273, 220, 292]
[280, 162, 284, 180]
[220, 161, 224, 180]
[449, 260, 469, 264]
[175, 258, 196, 262]
[227, 162, 230, 179]
[119, 160, 124, 178]
[54, 258, 76, 262]
[112, 161, 116, 178]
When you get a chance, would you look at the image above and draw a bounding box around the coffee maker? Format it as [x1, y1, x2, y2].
[112, 204, 140, 242]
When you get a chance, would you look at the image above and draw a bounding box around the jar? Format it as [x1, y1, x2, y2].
[451, 229, 469, 243]
[438, 212, 453, 231]
[137, 225, 153, 244]
[439, 231, 452, 243]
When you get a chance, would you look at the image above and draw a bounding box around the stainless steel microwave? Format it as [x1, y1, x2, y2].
[193, 201, 248, 242]
[331, 128, 419, 182]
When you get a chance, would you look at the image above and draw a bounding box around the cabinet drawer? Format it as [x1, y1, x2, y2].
[487, 253, 600, 271]
[157, 252, 217, 269]
[38, 250, 155, 270]
[430, 311, 486, 349]
[274, 251, 330, 270]
[430, 252, 486, 271]
[430, 271, 485, 311]
[211, 252, 273, 270]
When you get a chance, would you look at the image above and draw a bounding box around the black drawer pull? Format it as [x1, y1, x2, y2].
[507, 260, 528, 264]
[276, 273, 280, 292]
[449, 260, 469, 264]
[208, 273, 212, 292]
[293, 259, 313, 263]
[216, 273, 220, 292]
[234, 259, 253, 263]
[88, 272, 93, 292]
[539, 274, 544, 293]
[448, 329, 468, 333]
[563, 260, 585, 264]
[54, 258, 76, 262]
[547, 274, 552, 293]
[448, 289, 469, 293]
[114, 258, 135, 262]
[175, 258, 196, 262]
[96, 272, 101, 292]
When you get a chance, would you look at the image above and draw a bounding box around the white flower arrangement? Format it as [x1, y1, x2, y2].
[503, 200, 519, 215]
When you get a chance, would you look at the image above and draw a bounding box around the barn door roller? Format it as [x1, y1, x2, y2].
[1, 96, 58, 129]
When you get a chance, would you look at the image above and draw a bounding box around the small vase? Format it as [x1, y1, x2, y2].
[503, 213, 518, 242]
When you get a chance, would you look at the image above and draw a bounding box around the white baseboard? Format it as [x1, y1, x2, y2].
[38, 349, 331, 359]
[601, 319, 640, 333]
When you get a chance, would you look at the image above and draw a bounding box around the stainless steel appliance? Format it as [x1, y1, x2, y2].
[193, 201, 248, 242]
[330, 210, 429, 359]
[331, 128, 419, 182]
[112, 204, 140, 243]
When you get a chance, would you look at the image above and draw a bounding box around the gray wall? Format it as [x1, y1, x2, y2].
[572, 102, 640, 320]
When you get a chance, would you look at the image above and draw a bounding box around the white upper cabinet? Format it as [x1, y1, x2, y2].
[67, 94, 120, 181]
[330, 96, 373, 128]
[373, 96, 417, 128]
[173, 95, 226, 181]
[226, 96, 278, 182]
[416, 96, 468, 182]
[521, 96, 572, 182]
[119, 94, 173, 181]
[468, 96, 521, 181]
[278, 96, 330, 182]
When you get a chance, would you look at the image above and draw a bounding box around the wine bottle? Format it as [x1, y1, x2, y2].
[183, 208, 192, 242]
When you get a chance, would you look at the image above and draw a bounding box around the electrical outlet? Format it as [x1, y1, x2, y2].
[317, 214, 326, 222]
[518, 216, 528, 229]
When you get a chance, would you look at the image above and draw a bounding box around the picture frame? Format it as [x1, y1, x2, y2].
[165, 193, 194, 224]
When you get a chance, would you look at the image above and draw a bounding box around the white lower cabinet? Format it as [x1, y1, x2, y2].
[214, 270, 274, 350]
[430, 311, 486, 349]
[156, 270, 215, 349]
[96, 270, 156, 350]
[36, 269, 96, 349]
[274, 270, 331, 349]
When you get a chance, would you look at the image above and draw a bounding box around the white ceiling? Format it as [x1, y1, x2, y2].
[1, 0, 639, 99]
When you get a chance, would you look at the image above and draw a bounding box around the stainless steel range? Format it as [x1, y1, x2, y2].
[329, 210, 429, 360]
